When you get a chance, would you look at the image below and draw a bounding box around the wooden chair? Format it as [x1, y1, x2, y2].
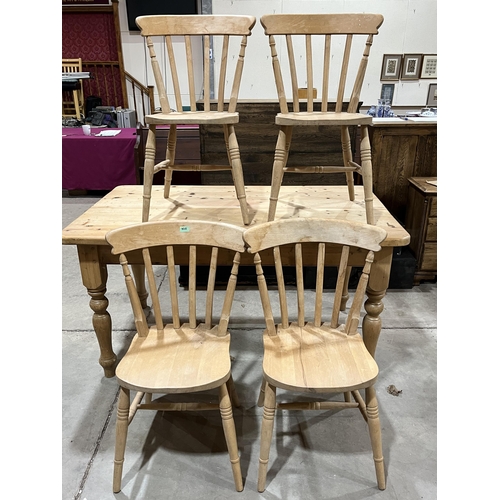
[105, 220, 246, 493]
[242, 218, 387, 492]
[260, 14, 384, 223]
[136, 15, 256, 225]
[62, 58, 84, 119]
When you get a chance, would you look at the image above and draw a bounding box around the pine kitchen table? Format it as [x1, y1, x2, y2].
[62, 185, 410, 377]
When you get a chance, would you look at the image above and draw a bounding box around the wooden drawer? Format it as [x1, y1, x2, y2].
[425, 216, 437, 241]
[420, 243, 437, 271]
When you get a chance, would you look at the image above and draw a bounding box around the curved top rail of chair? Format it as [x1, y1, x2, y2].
[260, 13, 384, 35]
[106, 220, 246, 255]
[243, 218, 387, 253]
[136, 14, 256, 36]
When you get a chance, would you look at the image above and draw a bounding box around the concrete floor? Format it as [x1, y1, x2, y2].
[62, 194, 437, 500]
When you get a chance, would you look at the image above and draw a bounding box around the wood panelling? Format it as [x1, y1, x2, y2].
[370, 123, 437, 223]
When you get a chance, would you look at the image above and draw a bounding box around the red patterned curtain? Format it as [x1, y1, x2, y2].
[62, 11, 124, 108]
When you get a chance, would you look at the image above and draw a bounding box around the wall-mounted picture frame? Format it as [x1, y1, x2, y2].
[421, 54, 437, 79]
[426, 84, 437, 106]
[401, 54, 423, 80]
[380, 83, 395, 104]
[380, 54, 402, 81]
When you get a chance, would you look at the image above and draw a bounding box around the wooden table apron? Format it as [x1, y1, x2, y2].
[63, 185, 409, 378]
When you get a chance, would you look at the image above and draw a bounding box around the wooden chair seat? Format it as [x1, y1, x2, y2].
[262, 322, 378, 393]
[116, 325, 231, 393]
[275, 111, 373, 127]
[145, 111, 239, 126]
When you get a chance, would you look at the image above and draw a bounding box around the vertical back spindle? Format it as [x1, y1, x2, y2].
[273, 247, 289, 329]
[185, 35, 197, 111]
[314, 243, 325, 327]
[146, 36, 170, 112]
[348, 34, 374, 113]
[204, 34, 210, 111]
[219, 252, 240, 335]
[228, 35, 248, 113]
[331, 245, 350, 328]
[321, 35, 331, 112]
[269, 35, 288, 114]
[295, 243, 305, 327]
[165, 36, 183, 112]
[205, 247, 219, 329]
[255, 253, 276, 334]
[189, 246, 197, 328]
[286, 35, 299, 112]
[142, 248, 164, 332]
[305, 35, 313, 112]
[166, 245, 181, 329]
[218, 35, 229, 112]
[336, 35, 352, 113]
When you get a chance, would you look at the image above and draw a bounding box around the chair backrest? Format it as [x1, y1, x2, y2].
[62, 58, 82, 74]
[243, 219, 387, 335]
[135, 15, 256, 114]
[260, 14, 383, 114]
[106, 220, 246, 336]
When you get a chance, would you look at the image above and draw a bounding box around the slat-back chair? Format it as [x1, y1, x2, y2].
[243, 218, 387, 492]
[260, 14, 384, 223]
[136, 15, 256, 225]
[62, 58, 84, 119]
[105, 220, 246, 493]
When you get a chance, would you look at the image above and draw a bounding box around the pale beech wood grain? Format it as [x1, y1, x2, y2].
[106, 219, 244, 493]
[260, 14, 383, 224]
[243, 218, 386, 492]
[136, 15, 255, 225]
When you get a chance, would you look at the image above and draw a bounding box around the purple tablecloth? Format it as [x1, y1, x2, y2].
[62, 127, 138, 190]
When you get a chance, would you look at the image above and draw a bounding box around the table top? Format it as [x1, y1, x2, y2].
[62, 185, 410, 247]
[62, 127, 138, 140]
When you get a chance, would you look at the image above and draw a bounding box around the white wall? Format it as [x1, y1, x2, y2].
[118, 0, 437, 110]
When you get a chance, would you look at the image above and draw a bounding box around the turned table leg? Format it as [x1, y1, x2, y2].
[77, 245, 116, 378]
[362, 247, 393, 358]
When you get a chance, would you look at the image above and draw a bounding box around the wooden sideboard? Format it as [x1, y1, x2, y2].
[198, 100, 358, 186]
[370, 119, 437, 224]
[405, 177, 437, 284]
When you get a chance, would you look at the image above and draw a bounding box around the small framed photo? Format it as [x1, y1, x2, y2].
[426, 84, 437, 106]
[380, 54, 402, 81]
[380, 83, 395, 104]
[421, 54, 437, 79]
[401, 54, 423, 80]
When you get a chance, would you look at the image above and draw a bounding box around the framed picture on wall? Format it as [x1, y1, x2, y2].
[426, 84, 437, 106]
[380, 83, 395, 104]
[380, 54, 402, 81]
[401, 54, 423, 80]
[421, 54, 437, 78]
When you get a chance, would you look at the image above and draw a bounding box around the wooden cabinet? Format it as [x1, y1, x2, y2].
[370, 121, 437, 224]
[405, 177, 437, 284]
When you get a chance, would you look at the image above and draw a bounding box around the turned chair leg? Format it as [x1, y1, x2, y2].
[227, 374, 241, 408]
[268, 126, 292, 222]
[257, 382, 276, 492]
[219, 382, 243, 492]
[163, 124, 177, 199]
[113, 387, 130, 493]
[359, 125, 374, 225]
[225, 124, 250, 225]
[142, 125, 157, 222]
[365, 386, 386, 490]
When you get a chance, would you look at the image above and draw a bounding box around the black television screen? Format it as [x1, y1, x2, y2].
[126, 0, 198, 31]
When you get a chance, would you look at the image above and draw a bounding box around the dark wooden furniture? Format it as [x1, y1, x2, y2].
[370, 120, 437, 224]
[405, 177, 437, 284]
[199, 100, 359, 186]
[135, 125, 201, 185]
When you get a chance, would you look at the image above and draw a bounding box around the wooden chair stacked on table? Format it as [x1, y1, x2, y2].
[135, 15, 256, 225]
[260, 14, 384, 223]
[105, 220, 246, 493]
[243, 218, 388, 492]
[62, 58, 85, 120]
